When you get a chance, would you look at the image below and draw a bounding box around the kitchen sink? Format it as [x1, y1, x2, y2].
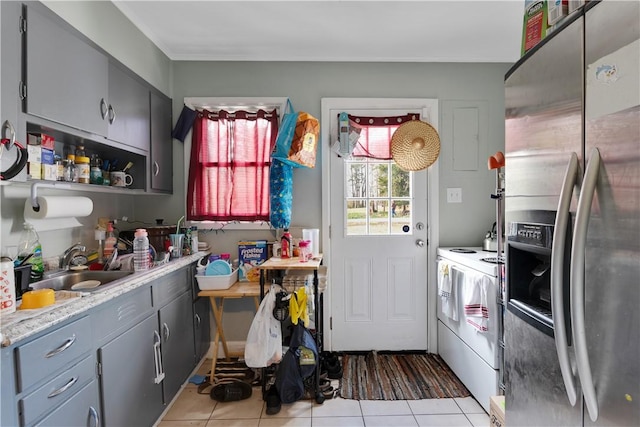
[30, 270, 134, 292]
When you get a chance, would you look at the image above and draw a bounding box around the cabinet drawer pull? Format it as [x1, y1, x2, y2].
[108, 104, 116, 124]
[162, 322, 170, 341]
[153, 161, 159, 176]
[47, 376, 78, 398]
[89, 406, 100, 427]
[195, 313, 201, 329]
[100, 98, 108, 119]
[45, 334, 76, 358]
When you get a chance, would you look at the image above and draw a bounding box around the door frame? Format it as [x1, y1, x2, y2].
[320, 98, 440, 352]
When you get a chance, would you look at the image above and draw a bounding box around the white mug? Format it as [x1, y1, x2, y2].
[110, 171, 133, 187]
[272, 242, 282, 258]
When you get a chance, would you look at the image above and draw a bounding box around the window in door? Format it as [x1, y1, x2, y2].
[345, 159, 411, 235]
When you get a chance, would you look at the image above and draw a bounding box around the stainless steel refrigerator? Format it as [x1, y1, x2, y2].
[503, 1, 639, 425]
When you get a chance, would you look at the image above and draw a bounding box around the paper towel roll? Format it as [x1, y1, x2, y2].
[24, 196, 93, 220]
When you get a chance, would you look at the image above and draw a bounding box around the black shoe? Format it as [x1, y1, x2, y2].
[265, 386, 281, 415]
[210, 379, 252, 402]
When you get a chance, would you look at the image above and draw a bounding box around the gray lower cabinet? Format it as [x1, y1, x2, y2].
[158, 291, 196, 402]
[33, 381, 100, 427]
[9, 316, 97, 427]
[193, 297, 211, 363]
[24, 2, 109, 137]
[0, 265, 200, 426]
[98, 313, 163, 427]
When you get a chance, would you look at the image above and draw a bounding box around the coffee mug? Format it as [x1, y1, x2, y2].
[110, 171, 133, 187]
[272, 242, 282, 258]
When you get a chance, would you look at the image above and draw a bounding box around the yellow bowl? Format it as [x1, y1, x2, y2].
[20, 289, 55, 309]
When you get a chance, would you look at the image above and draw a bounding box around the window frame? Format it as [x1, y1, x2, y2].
[183, 97, 289, 230]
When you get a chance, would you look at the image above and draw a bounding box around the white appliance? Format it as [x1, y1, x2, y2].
[436, 247, 502, 413]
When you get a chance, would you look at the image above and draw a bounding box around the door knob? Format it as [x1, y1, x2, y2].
[416, 239, 425, 247]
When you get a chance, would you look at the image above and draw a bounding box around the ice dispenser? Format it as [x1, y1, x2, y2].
[506, 222, 571, 339]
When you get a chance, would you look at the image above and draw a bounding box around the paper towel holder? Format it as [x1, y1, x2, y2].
[30, 181, 72, 210]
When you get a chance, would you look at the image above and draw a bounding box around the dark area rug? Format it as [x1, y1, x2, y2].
[339, 352, 470, 400]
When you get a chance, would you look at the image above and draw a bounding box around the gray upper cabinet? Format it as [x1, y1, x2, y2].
[0, 1, 26, 181]
[108, 62, 150, 151]
[24, 3, 109, 137]
[150, 91, 173, 192]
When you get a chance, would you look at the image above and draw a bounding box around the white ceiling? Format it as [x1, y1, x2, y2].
[112, 0, 524, 63]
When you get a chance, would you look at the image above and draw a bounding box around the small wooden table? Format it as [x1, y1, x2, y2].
[198, 282, 261, 383]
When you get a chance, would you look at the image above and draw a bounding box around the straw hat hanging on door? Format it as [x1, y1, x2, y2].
[390, 120, 441, 171]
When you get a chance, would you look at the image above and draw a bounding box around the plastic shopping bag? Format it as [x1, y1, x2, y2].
[244, 284, 283, 368]
[272, 100, 319, 168]
[269, 159, 293, 229]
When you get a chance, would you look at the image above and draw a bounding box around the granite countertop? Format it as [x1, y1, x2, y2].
[0, 252, 206, 348]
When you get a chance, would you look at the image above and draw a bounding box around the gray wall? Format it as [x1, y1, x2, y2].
[154, 61, 511, 253]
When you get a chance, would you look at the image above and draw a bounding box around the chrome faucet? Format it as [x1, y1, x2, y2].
[59, 243, 87, 270]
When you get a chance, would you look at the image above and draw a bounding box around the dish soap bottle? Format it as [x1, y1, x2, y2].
[103, 222, 117, 262]
[281, 228, 292, 259]
[17, 222, 44, 282]
[133, 229, 150, 271]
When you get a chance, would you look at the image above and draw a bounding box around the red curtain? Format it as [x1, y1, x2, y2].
[348, 113, 420, 159]
[187, 109, 278, 221]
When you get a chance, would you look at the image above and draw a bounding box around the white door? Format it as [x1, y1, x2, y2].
[322, 99, 438, 351]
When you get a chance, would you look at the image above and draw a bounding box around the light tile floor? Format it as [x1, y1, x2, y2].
[157, 360, 489, 427]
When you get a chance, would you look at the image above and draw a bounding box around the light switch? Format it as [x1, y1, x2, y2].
[447, 188, 462, 203]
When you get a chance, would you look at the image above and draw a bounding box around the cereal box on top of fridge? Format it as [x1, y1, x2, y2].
[521, 0, 549, 56]
[238, 240, 268, 281]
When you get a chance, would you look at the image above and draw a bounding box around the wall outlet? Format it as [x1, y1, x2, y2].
[447, 188, 462, 203]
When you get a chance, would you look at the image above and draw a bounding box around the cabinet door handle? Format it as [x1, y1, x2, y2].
[153, 330, 165, 384]
[108, 104, 116, 124]
[162, 322, 170, 341]
[45, 334, 76, 358]
[100, 98, 108, 119]
[47, 376, 78, 398]
[153, 161, 159, 176]
[195, 313, 201, 329]
[2, 120, 16, 149]
[89, 406, 100, 427]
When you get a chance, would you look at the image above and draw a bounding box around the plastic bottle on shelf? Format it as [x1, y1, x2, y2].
[90, 154, 103, 185]
[103, 222, 117, 262]
[16, 222, 44, 282]
[66, 154, 79, 182]
[133, 229, 150, 271]
[281, 229, 292, 259]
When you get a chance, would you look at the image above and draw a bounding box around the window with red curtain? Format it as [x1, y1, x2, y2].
[348, 113, 420, 159]
[187, 109, 278, 222]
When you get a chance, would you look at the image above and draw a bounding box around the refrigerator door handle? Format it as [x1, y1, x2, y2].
[571, 147, 601, 422]
[552, 152, 579, 406]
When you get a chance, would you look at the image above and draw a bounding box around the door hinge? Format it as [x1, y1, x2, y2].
[19, 15, 26, 34]
[329, 225, 331, 239]
[96, 361, 102, 377]
[329, 316, 332, 330]
[19, 82, 26, 100]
